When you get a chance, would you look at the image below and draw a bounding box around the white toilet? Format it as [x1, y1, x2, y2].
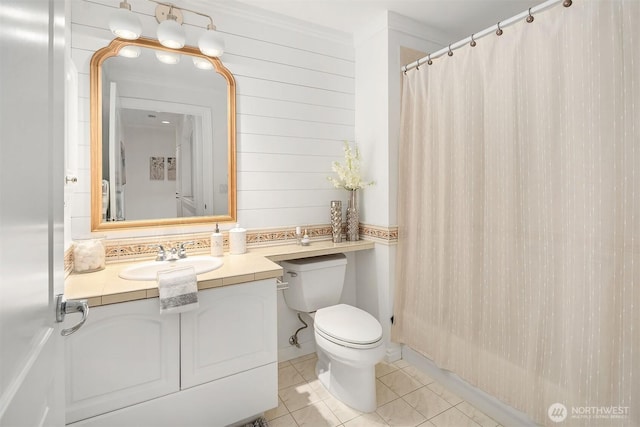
[281, 254, 385, 413]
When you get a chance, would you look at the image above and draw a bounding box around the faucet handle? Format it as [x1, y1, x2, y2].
[149, 244, 166, 261]
[177, 241, 194, 258]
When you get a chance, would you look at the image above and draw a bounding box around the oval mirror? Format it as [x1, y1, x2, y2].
[90, 37, 236, 231]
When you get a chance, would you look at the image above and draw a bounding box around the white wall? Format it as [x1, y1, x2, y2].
[355, 11, 451, 228]
[123, 125, 176, 220]
[68, 0, 355, 239]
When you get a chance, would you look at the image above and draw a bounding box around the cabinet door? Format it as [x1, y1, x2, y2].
[64, 298, 180, 423]
[180, 279, 277, 389]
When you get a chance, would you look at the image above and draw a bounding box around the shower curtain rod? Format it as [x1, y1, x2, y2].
[402, 0, 570, 73]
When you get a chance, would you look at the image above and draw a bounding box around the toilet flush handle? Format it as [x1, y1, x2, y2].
[276, 277, 289, 291]
[287, 271, 298, 277]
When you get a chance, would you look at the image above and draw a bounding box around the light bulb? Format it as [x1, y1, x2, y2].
[118, 45, 141, 58]
[192, 57, 214, 70]
[157, 15, 185, 49]
[155, 50, 180, 65]
[198, 24, 225, 57]
[109, 1, 141, 40]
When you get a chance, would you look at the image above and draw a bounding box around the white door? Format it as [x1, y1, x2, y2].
[0, 0, 67, 425]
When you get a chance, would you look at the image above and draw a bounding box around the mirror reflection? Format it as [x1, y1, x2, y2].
[91, 38, 236, 231]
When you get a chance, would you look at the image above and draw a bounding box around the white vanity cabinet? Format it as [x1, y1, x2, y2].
[65, 279, 278, 427]
[64, 298, 180, 424]
[181, 279, 277, 389]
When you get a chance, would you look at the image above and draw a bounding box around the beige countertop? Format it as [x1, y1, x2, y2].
[248, 239, 374, 261]
[65, 239, 374, 307]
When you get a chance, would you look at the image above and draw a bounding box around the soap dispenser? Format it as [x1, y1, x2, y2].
[210, 223, 223, 257]
[301, 229, 310, 246]
[229, 223, 247, 254]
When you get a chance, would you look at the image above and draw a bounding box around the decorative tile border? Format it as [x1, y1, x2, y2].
[103, 234, 212, 262]
[67, 223, 399, 266]
[360, 223, 398, 244]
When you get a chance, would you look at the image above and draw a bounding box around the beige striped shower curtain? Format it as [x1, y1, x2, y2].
[393, 1, 639, 425]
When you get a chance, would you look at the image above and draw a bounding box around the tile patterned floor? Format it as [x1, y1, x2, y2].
[266, 355, 502, 427]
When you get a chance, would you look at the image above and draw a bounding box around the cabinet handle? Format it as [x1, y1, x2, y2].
[55, 294, 89, 336]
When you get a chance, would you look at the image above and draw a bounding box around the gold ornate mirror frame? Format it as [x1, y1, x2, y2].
[90, 37, 236, 231]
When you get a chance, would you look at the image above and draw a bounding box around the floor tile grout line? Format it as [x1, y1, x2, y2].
[273, 357, 494, 427]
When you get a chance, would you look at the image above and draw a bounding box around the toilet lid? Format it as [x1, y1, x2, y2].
[314, 304, 382, 346]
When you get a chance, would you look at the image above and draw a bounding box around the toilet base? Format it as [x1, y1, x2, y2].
[314, 334, 385, 413]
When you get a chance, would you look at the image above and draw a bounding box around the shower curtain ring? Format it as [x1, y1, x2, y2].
[427, 54, 432, 65]
[470, 34, 477, 47]
[447, 44, 454, 57]
[496, 22, 503, 36]
[526, 8, 534, 23]
[415, 62, 419, 71]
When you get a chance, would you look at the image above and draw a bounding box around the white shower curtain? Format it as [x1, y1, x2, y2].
[393, 1, 639, 425]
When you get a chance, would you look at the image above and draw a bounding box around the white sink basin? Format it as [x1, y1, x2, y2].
[119, 256, 224, 281]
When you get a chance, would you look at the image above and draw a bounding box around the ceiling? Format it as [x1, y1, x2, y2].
[234, 0, 547, 41]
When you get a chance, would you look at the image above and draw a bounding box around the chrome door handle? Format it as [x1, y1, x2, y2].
[55, 294, 89, 336]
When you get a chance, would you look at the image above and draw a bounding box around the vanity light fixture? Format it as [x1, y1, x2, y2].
[109, 0, 142, 40]
[109, 0, 225, 58]
[198, 23, 225, 57]
[156, 5, 185, 49]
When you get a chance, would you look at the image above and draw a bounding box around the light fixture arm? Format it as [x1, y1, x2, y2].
[148, 0, 216, 30]
[166, 5, 177, 21]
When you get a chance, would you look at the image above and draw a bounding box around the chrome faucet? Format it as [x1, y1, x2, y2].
[168, 246, 179, 259]
[150, 244, 166, 261]
[177, 241, 194, 259]
[150, 241, 194, 261]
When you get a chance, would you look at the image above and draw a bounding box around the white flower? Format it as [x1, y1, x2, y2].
[327, 141, 375, 191]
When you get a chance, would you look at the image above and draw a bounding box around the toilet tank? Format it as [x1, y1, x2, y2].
[281, 254, 347, 312]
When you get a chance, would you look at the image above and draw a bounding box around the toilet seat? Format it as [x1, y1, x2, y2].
[314, 304, 382, 349]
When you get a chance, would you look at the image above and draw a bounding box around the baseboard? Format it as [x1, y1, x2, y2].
[385, 342, 402, 362]
[67, 363, 277, 427]
[401, 345, 537, 427]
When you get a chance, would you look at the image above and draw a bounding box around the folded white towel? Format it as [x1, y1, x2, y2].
[157, 266, 199, 314]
